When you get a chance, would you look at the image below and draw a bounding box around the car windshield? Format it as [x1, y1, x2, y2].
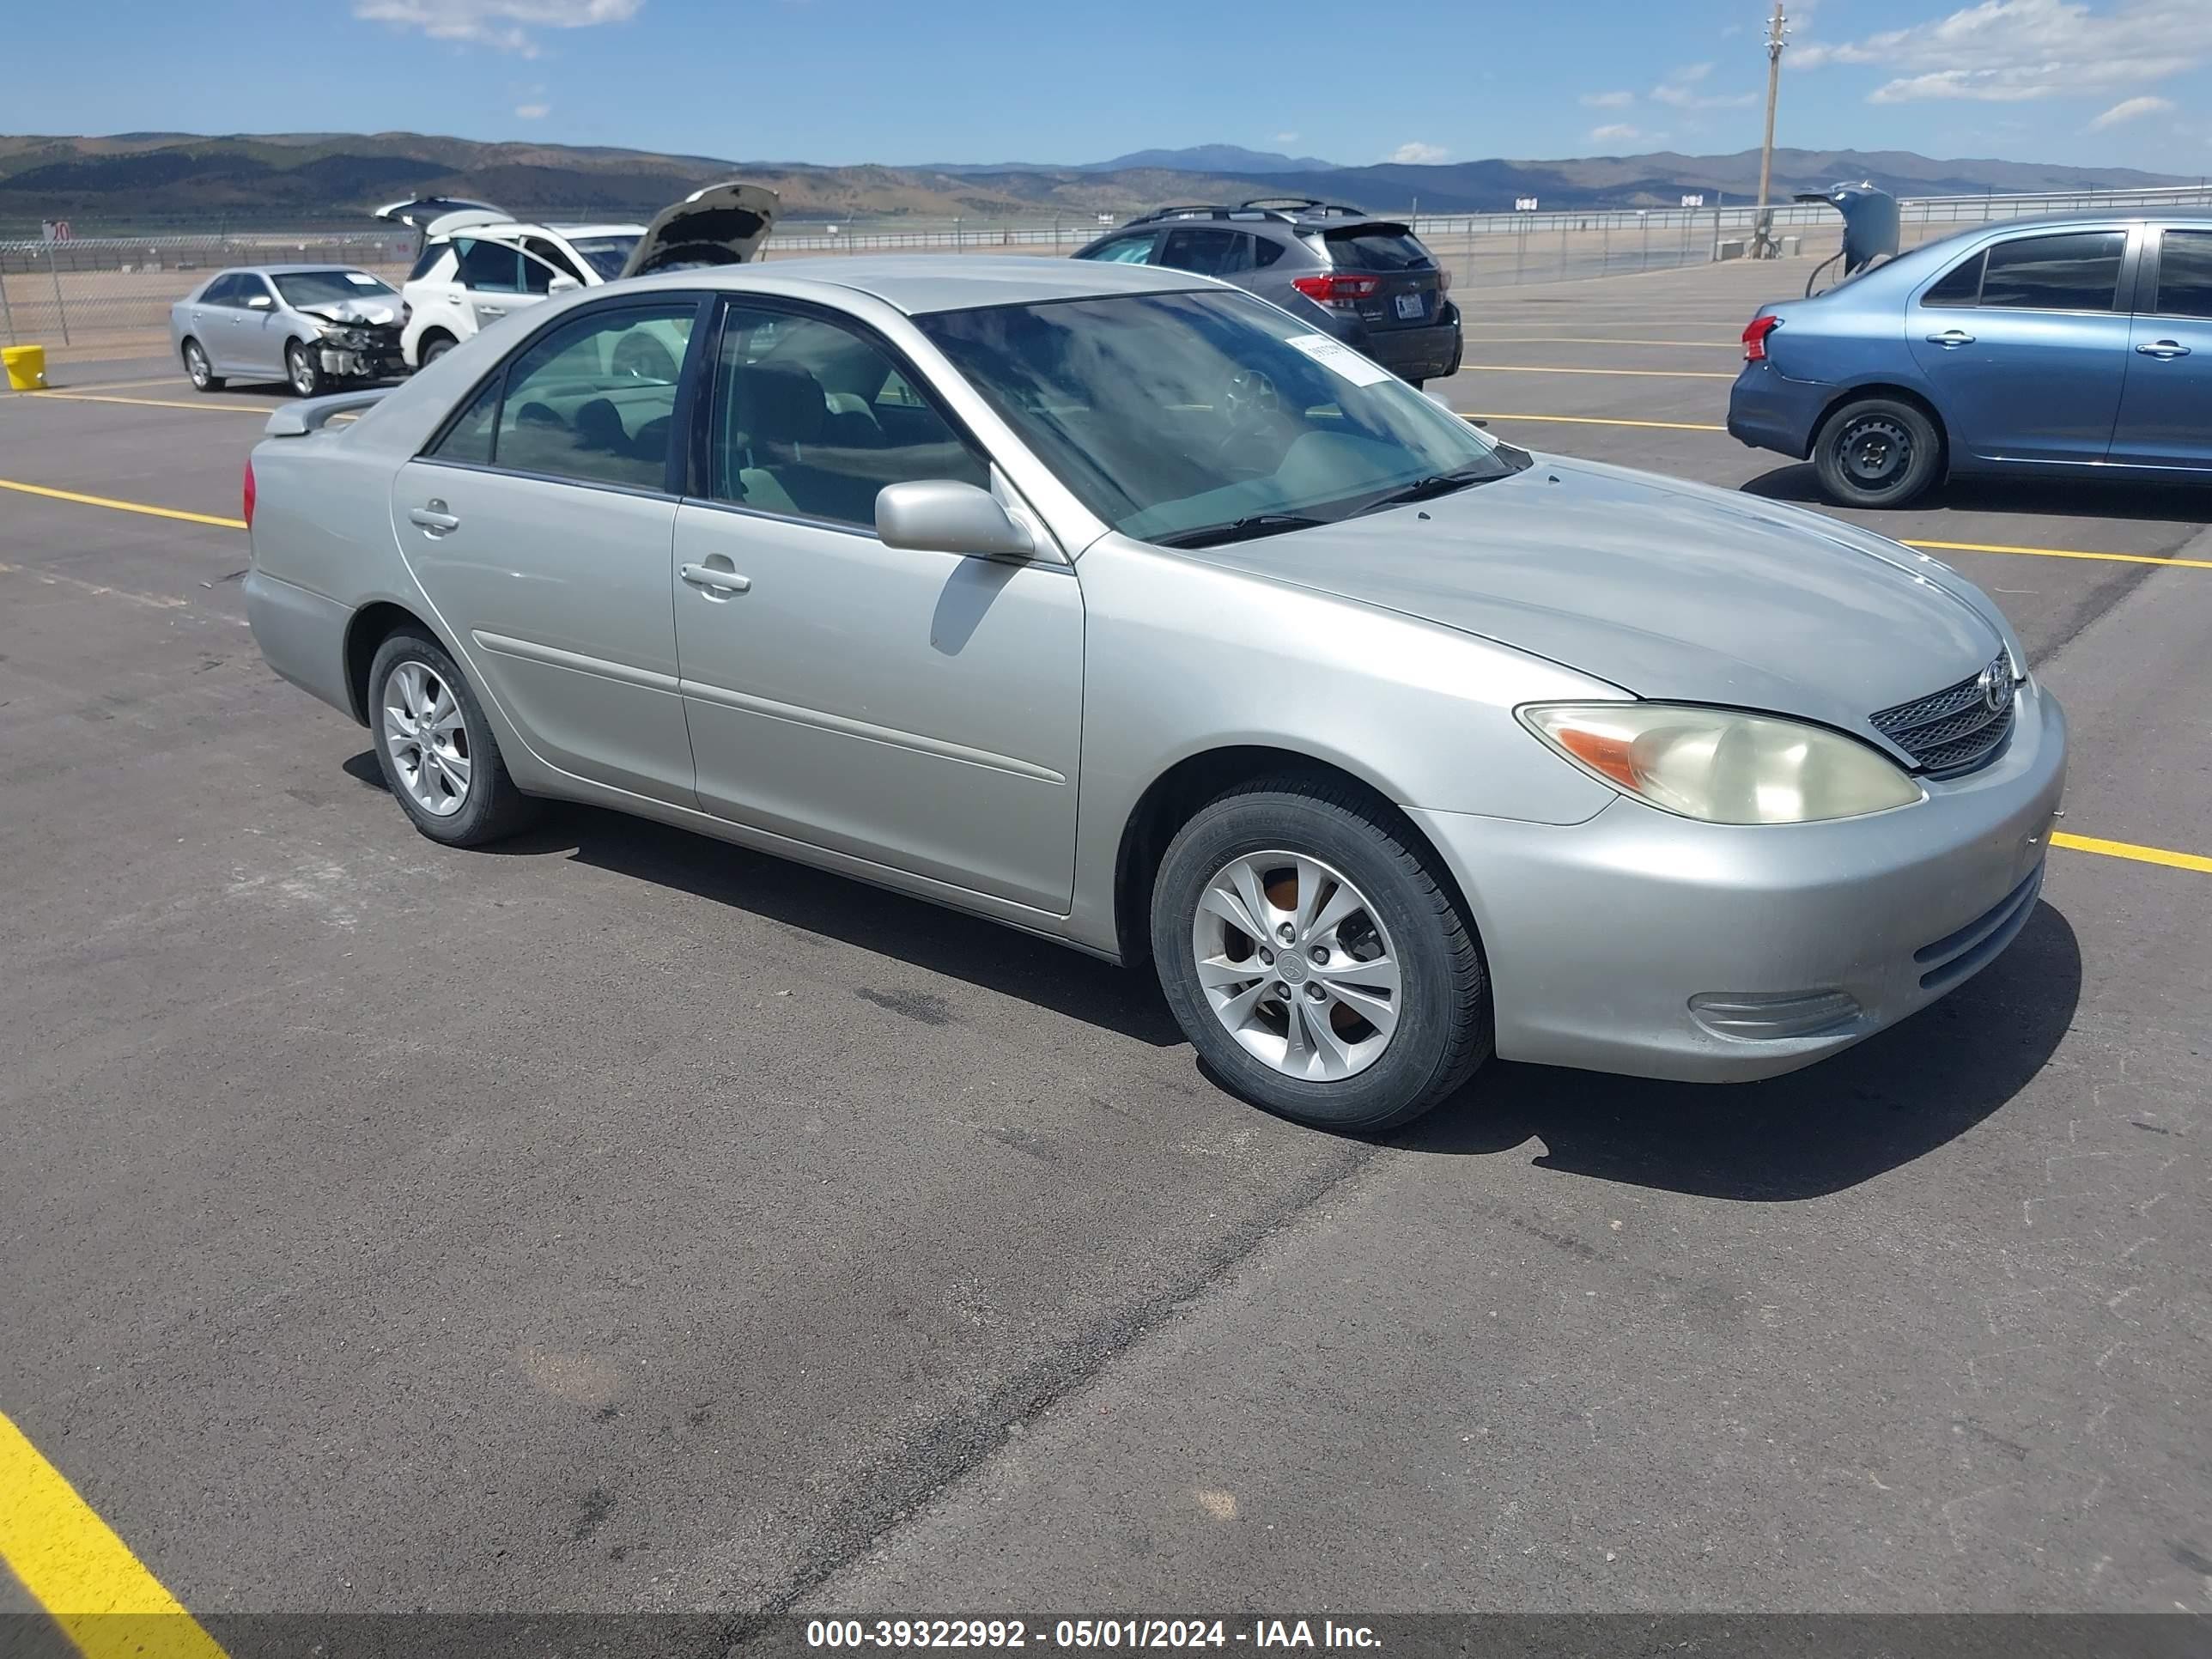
[270, 270, 398, 308]
[566, 236, 641, 280]
[918, 290, 1512, 545]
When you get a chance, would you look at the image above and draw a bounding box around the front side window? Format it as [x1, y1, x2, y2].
[199, 274, 242, 307]
[707, 304, 988, 527]
[237, 276, 276, 309]
[1978, 231, 2125, 313]
[523, 238, 586, 283]
[919, 289, 1516, 546]
[428, 302, 696, 489]
[1078, 234, 1159, 265]
[2151, 229, 2212, 319]
[453, 237, 524, 294]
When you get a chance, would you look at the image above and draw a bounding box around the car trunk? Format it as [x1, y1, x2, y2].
[1319, 222, 1445, 331]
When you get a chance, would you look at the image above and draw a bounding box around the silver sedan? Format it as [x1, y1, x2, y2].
[240, 258, 2065, 1131]
[170, 264, 406, 397]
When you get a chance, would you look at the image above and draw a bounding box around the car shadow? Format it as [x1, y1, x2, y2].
[1741, 462, 2212, 527]
[1396, 900, 2081, 1201]
[343, 752, 2078, 1199]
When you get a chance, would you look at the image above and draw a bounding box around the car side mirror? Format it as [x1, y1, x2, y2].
[876, 480, 1036, 561]
[548, 275, 581, 295]
[246, 294, 273, 309]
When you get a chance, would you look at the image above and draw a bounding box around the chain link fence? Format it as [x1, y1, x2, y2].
[9, 185, 2210, 350]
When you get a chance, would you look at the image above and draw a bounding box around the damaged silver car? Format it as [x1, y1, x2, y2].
[170, 265, 408, 396]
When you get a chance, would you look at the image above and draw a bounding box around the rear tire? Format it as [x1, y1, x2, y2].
[1813, 396, 1942, 508]
[1150, 777, 1490, 1133]
[181, 338, 223, 392]
[285, 339, 324, 398]
[418, 332, 456, 367]
[367, 629, 540, 848]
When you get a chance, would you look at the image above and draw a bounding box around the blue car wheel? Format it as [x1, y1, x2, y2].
[1813, 396, 1942, 509]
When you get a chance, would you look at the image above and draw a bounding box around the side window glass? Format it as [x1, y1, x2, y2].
[408, 243, 451, 283]
[519, 252, 558, 296]
[708, 304, 989, 528]
[523, 238, 586, 283]
[1921, 251, 1983, 307]
[489, 304, 696, 489]
[1253, 238, 1285, 270]
[1083, 234, 1157, 265]
[455, 238, 522, 295]
[1159, 228, 1239, 275]
[429, 376, 501, 465]
[240, 276, 276, 310]
[2152, 229, 2212, 319]
[1978, 232, 2125, 313]
[201, 275, 239, 307]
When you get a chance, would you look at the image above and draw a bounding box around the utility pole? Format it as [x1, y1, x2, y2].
[1753, 1, 1788, 258]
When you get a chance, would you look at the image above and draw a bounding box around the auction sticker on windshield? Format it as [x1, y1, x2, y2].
[1281, 333, 1394, 386]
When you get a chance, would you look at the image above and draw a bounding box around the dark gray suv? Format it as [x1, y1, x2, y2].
[1073, 198, 1462, 386]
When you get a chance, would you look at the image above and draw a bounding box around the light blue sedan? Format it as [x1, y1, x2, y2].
[1729, 212, 2212, 507]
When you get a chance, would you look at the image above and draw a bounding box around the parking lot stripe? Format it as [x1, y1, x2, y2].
[1462, 364, 1739, 380]
[24, 390, 263, 415]
[1461, 410, 1729, 432]
[0, 478, 246, 531]
[2053, 831, 2212, 874]
[1904, 537, 2212, 572]
[0, 1408, 227, 1659]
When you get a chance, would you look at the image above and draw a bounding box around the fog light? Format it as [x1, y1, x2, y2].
[1689, 989, 1862, 1041]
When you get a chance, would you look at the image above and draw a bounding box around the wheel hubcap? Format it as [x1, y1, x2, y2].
[291, 350, 313, 392]
[381, 660, 471, 817]
[185, 346, 207, 384]
[1190, 851, 1401, 1082]
[1840, 416, 1911, 485]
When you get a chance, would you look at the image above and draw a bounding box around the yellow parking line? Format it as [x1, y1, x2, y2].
[1903, 537, 2212, 572]
[62, 376, 198, 392]
[1462, 363, 1737, 380]
[2054, 831, 2212, 874]
[0, 1407, 228, 1659]
[21, 390, 263, 415]
[0, 477, 246, 531]
[1462, 410, 1728, 432]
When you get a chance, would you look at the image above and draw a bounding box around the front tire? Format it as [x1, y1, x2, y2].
[368, 629, 539, 847]
[1151, 777, 1490, 1133]
[418, 332, 456, 367]
[1813, 396, 1942, 508]
[286, 339, 324, 398]
[181, 338, 223, 392]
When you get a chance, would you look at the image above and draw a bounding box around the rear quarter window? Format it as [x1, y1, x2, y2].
[408, 245, 453, 283]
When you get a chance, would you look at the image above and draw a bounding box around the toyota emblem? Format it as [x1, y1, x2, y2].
[1978, 660, 2014, 715]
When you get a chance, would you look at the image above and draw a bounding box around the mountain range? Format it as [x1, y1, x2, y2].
[1, 132, 2197, 233]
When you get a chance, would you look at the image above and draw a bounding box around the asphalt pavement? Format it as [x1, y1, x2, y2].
[1, 258, 2207, 1633]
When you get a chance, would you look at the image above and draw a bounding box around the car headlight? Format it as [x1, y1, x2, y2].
[1519, 702, 1923, 824]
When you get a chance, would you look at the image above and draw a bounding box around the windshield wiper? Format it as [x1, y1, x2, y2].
[1152, 514, 1328, 550]
[1355, 467, 1503, 514]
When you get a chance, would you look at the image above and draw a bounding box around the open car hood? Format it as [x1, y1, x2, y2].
[617, 182, 779, 278]
[373, 197, 512, 236]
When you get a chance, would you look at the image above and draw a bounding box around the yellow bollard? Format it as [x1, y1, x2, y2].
[3, 344, 48, 391]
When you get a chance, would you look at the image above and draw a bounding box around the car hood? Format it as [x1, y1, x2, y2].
[298, 298, 401, 327]
[617, 181, 780, 278]
[1181, 456, 2007, 744]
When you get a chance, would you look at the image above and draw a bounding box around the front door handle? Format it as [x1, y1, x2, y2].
[409, 501, 459, 536]
[681, 562, 750, 594]
[1925, 329, 1974, 347]
[2136, 339, 2191, 358]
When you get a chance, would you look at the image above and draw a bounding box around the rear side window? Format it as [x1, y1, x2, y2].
[408, 244, 452, 283]
[1921, 252, 1984, 307]
[2151, 229, 2212, 319]
[1324, 228, 1434, 272]
[1978, 232, 2125, 313]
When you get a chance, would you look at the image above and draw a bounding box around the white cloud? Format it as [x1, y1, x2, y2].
[1580, 89, 1635, 108]
[1793, 0, 2212, 104]
[1273, 131, 1300, 144]
[1651, 60, 1757, 108]
[514, 101, 550, 118]
[1385, 142, 1449, 164]
[2087, 93, 2174, 127]
[1589, 124, 1647, 146]
[354, 0, 641, 56]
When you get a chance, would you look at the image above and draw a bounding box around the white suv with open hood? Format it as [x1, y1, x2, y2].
[378, 182, 779, 368]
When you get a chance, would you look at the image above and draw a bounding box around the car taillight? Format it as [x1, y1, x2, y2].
[242, 458, 256, 529]
[1742, 313, 1782, 362]
[1292, 273, 1383, 309]
[1437, 268, 1451, 292]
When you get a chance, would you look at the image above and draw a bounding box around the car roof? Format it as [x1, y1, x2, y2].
[1925, 210, 2212, 237]
[218, 264, 376, 278]
[616, 254, 1213, 315]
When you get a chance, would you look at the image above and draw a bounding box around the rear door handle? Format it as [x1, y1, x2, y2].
[1925, 329, 1974, 347]
[681, 562, 750, 594]
[2136, 339, 2191, 358]
[409, 502, 459, 536]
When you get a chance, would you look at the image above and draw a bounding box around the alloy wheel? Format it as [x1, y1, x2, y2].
[381, 660, 471, 817]
[1189, 850, 1401, 1081]
[185, 343, 210, 388]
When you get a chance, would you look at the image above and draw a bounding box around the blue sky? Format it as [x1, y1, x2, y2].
[11, 0, 2212, 173]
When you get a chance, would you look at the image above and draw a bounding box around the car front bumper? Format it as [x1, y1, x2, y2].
[1409, 679, 2067, 1083]
[317, 337, 407, 380]
[1727, 359, 1832, 459]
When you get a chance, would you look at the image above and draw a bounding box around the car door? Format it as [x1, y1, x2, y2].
[1157, 227, 1253, 281]
[191, 274, 243, 372]
[391, 295, 708, 807]
[450, 237, 556, 335]
[232, 274, 287, 377]
[669, 299, 1085, 913]
[1905, 227, 2136, 465]
[2108, 226, 2212, 471]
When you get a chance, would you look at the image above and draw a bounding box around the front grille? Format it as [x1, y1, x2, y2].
[1869, 653, 2014, 774]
